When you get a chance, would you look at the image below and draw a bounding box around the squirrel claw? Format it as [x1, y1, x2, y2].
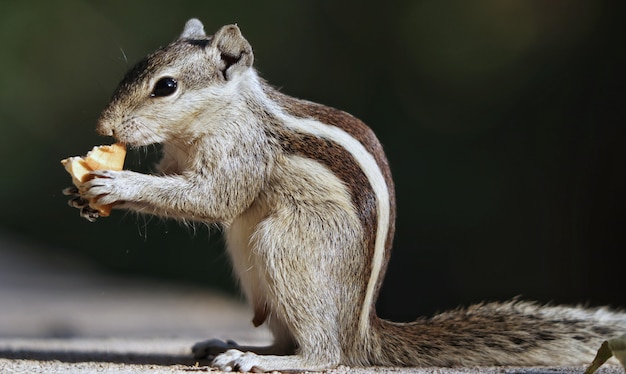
[80, 206, 100, 222]
[63, 186, 100, 222]
[62, 186, 79, 196]
[68, 196, 87, 209]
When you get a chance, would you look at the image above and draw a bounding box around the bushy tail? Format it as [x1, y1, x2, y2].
[369, 300, 626, 367]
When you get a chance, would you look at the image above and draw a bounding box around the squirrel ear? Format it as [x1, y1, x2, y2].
[211, 24, 254, 80]
[180, 18, 207, 39]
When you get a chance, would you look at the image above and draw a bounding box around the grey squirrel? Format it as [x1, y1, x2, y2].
[65, 19, 626, 372]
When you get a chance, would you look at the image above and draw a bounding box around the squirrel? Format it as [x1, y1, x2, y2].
[65, 19, 626, 372]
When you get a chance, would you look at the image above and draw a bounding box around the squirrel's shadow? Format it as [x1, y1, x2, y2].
[0, 347, 208, 366]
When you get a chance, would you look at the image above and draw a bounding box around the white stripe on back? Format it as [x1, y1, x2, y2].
[279, 113, 390, 338]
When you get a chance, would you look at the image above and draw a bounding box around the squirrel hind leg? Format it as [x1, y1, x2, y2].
[191, 314, 297, 359]
[192, 339, 294, 360]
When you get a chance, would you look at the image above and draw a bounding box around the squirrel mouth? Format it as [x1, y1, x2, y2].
[100, 117, 167, 148]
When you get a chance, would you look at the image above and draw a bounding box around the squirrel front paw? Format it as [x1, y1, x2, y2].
[62, 186, 101, 222]
[81, 170, 134, 206]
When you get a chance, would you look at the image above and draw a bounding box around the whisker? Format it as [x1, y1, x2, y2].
[119, 47, 128, 65]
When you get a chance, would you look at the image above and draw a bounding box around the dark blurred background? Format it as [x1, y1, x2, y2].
[1, 1, 624, 321]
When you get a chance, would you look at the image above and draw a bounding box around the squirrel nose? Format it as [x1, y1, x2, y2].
[96, 120, 114, 137]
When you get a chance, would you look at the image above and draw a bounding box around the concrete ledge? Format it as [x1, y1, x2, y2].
[0, 234, 622, 373]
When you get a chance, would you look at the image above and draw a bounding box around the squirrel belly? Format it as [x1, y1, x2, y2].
[72, 19, 626, 372]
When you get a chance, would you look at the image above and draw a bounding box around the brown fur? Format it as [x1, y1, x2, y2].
[269, 89, 397, 316]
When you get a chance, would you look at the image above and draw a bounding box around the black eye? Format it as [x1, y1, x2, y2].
[151, 77, 178, 97]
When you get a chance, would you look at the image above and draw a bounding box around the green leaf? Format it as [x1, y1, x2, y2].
[608, 334, 626, 368]
[585, 334, 626, 374]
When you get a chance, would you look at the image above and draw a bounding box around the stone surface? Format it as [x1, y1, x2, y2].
[0, 232, 622, 373]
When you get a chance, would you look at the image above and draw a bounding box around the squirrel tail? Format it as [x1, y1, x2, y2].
[368, 300, 626, 366]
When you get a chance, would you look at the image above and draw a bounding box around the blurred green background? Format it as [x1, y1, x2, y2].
[1, 1, 624, 321]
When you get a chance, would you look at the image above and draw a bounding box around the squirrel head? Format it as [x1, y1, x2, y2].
[97, 19, 255, 146]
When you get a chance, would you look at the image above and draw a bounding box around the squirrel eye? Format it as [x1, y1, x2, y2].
[151, 77, 178, 97]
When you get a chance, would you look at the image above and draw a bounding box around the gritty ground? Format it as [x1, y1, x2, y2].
[0, 232, 622, 374]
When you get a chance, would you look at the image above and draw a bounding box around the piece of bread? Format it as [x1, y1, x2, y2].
[61, 143, 127, 217]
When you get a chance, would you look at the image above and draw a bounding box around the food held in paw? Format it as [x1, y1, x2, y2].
[61, 143, 126, 216]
